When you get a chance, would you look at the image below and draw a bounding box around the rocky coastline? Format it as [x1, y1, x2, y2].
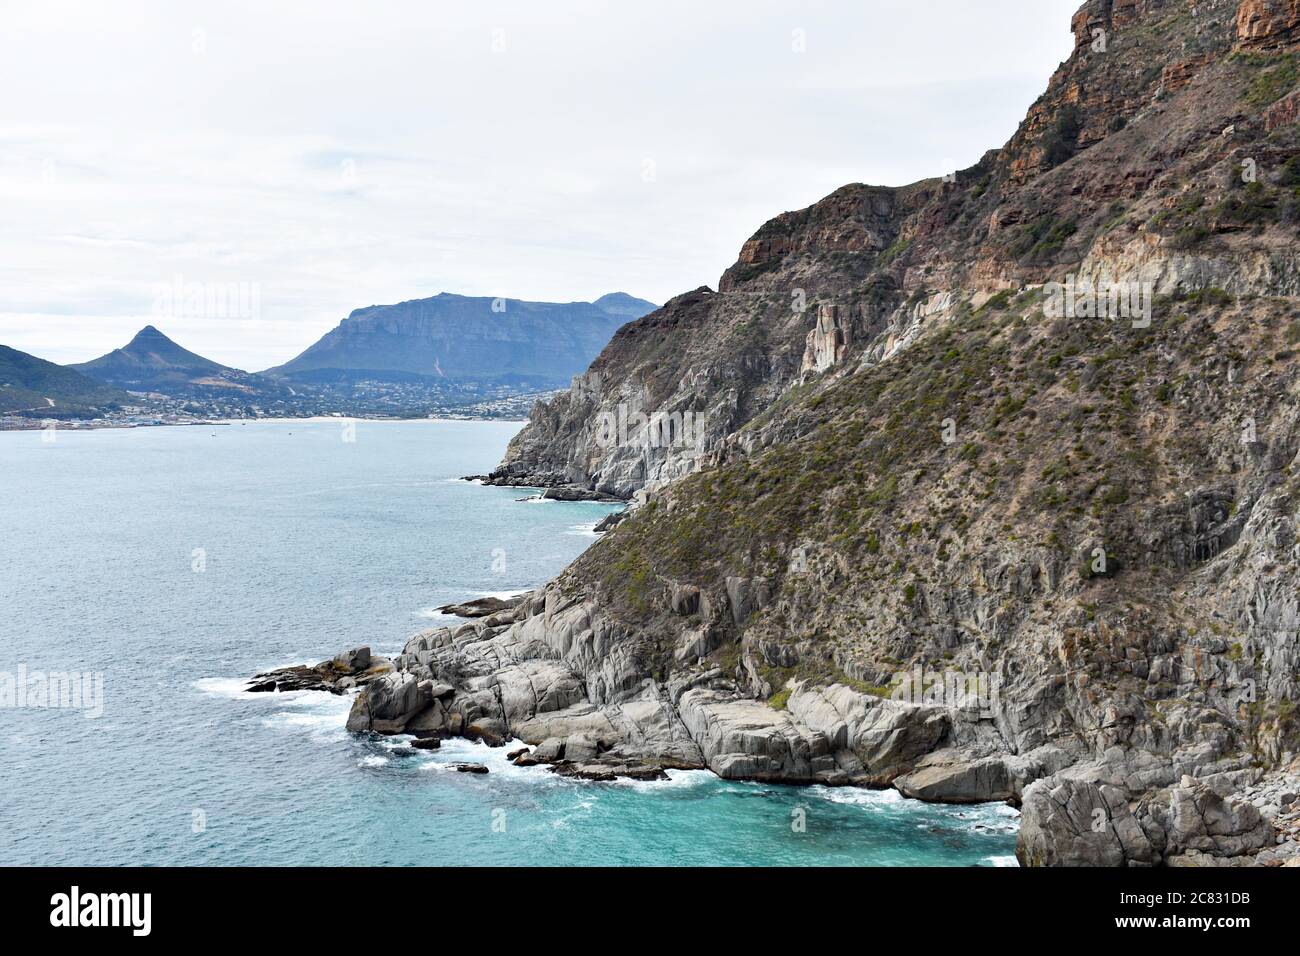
[463, 470, 628, 502]
[259, 0, 1300, 867]
[254, 572, 1300, 867]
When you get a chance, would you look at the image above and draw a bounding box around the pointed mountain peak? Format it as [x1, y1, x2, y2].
[129, 324, 170, 343]
[73, 325, 236, 377]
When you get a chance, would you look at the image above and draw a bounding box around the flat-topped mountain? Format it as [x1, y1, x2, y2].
[261, 292, 656, 388]
[0, 344, 130, 418]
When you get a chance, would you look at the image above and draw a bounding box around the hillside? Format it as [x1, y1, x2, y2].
[71, 325, 271, 398]
[342, 0, 1300, 867]
[0, 345, 130, 418]
[263, 292, 656, 389]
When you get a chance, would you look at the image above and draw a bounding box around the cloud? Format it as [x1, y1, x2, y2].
[0, 0, 1079, 370]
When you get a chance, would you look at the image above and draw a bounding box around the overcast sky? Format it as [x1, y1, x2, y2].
[1, 0, 1079, 371]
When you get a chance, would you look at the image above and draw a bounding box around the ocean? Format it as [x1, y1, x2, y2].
[0, 419, 1018, 865]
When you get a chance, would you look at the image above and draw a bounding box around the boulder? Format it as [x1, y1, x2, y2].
[895, 757, 1016, 804]
[333, 646, 371, 672]
[1162, 778, 1275, 858]
[1017, 778, 1154, 867]
[561, 734, 602, 763]
[404, 699, 449, 738]
[345, 672, 426, 733]
[532, 738, 566, 762]
[436, 595, 526, 619]
[593, 510, 628, 533]
[465, 720, 508, 747]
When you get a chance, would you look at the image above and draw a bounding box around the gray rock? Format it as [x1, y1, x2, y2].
[333, 646, 371, 672]
[593, 510, 628, 533]
[895, 756, 1016, 804]
[346, 672, 426, 733]
[1017, 778, 1154, 867]
[669, 583, 701, 616]
[533, 738, 566, 762]
[1162, 778, 1274, 858]
[436, 595, 526, 618]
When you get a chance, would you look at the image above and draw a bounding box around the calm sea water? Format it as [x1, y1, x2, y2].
[0, 419, 1018, 866]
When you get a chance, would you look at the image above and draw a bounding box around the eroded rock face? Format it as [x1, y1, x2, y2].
[1236, 0, 1300, 48]
[1017, 775, 1278, 866]
[345, 672, 426, 733]
[800, 304, 853, 378]
[1017, 778, 1156, 867]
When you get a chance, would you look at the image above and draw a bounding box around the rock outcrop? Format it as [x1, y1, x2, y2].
[247, 647, 391, 694]
[1018, 774, 1280, 866]
[1236, 0, 1300, 48]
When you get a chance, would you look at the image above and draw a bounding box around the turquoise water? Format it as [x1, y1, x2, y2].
[0, 419, 1018, 866]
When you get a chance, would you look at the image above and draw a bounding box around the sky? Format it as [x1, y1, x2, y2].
[0, 0, 1080, 371]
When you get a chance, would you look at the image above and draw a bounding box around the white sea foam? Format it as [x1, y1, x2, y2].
[566, 522, 600, 537]
[612, 767, 715, 791]
[809, 785, 907, 810]
[260, 711, 347, 740]
[357, 755, 388, 768]
[986, 855, 1020, 867]
[192, 677, 258, 699]
[414, 607, 460, 622]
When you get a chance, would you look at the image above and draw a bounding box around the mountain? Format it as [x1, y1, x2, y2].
[262, 292, 656, 388]
[71, 325, 269, 398]
[346, 0, 1300, 867]
[0, 345, 131, 418]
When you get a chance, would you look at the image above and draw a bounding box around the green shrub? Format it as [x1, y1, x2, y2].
[1244, 53, 1299, 108]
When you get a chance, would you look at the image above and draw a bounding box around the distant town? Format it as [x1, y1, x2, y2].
[0, 385, 558, 432]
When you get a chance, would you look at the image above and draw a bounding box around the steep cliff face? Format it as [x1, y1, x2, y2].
[354, 0, 1300, 865]
[492, 0, 1298, 500]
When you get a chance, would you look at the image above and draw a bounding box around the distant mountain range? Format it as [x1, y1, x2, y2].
[262, 292, 656, 388]
[2, 290, 654, 422]
[0, 345, 130, 419]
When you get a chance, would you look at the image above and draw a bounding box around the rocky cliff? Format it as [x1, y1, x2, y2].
[337, 0, 1300, 866]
